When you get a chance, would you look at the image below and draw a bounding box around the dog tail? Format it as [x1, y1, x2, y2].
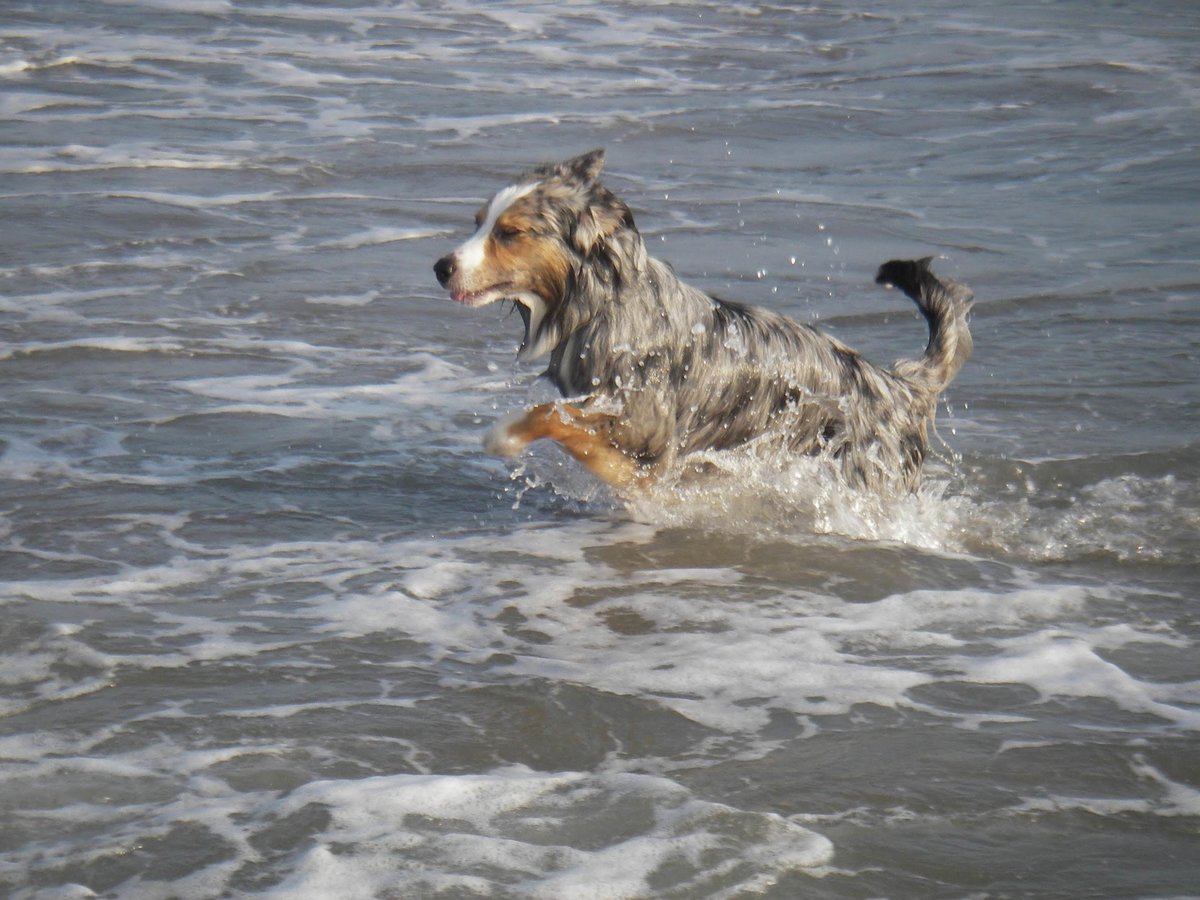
[876, 257, 973, 393]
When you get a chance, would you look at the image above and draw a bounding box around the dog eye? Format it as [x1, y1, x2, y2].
[493, 224, 523, 241]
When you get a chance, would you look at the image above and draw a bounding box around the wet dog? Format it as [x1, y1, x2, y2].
[434, 149, 972, 493]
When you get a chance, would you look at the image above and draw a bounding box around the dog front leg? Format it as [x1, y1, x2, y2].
[484, 402, 643, 488]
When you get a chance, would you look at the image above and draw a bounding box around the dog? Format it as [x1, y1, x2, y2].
[434, 149, 972, 494]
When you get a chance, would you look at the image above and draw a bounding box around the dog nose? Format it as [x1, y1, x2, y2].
[434, 255, 456, 287]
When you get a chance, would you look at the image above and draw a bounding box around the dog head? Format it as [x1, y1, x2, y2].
[433, 149, 636, 359]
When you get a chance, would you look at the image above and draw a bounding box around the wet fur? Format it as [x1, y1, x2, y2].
[435, 149, 973, 493]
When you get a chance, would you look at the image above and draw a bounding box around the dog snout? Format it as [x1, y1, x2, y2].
[434, 255, 456, 288]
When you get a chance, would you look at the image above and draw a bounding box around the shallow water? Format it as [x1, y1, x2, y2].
[2, 1, 1199, 897]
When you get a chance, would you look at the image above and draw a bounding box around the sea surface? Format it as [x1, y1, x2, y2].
[2, 2, 1198, 898]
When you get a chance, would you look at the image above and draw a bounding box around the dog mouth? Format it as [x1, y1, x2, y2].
[450, 284, 514, 307]
[445, 283, 554, 360]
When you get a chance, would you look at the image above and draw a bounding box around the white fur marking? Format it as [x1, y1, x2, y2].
[454, 181, 537, 275]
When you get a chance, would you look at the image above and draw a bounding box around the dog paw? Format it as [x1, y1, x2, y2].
[483, 413, 528, 457]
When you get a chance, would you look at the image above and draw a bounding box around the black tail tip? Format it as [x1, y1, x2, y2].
[875, 257, 935, 295]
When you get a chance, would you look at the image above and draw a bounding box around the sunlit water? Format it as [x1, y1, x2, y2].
[2, 2, 1199, 897]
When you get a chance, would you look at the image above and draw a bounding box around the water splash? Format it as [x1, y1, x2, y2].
[505, 443, 965, 551]
[503, 442, 1199, 566]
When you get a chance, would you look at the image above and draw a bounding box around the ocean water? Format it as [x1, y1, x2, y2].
[2, 1, 1198, 897]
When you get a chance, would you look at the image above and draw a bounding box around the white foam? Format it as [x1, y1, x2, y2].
[170, 352, 479, 421]
[478, 9, 551, 34]
[67, 519, 1154, 738]
[265, 767, 832, 898]
[964, 472, 1200, 564]
[1130, 756, 1200, 817]
[6, 250, 210, 279]
[99, 0, 234, 11]
[957, 630, 1200, 729]
[508, 435, 1200, 567]
[322, 226, 451, 250]
[103, 189, 282, 208]
[254, 59, 352, 87]
[0, 143, 253, 174]
[490, 577, 1113, 731]
[1009, 756, 1200, 820]
[0, 286, 151, 322]
[418, 111, 566, 142]
[0, 59, 31, 77]
[302, 290, 379, 307]
[10, 749, 793, 896]
[0, 91, 99, 117]
[617, 448, 965, 551]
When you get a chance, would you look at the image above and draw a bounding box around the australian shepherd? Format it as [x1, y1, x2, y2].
[434, 149, 972, 494]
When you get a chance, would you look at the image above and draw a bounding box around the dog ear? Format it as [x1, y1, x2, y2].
[557, 148, 605, 186]
[571, 200, 628, 256]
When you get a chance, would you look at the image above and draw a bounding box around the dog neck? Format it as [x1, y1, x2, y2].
[543, 241, 703, 399]
[514, 292, 555, 362]
[519, 215, 651, 365]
